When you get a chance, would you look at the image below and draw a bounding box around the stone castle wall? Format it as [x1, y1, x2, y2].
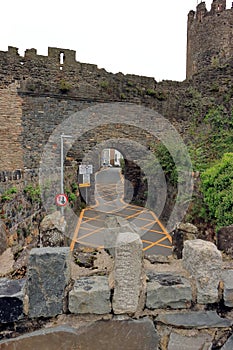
[187, 0, 233, 78]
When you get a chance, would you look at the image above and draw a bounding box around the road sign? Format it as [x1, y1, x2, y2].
[55, 193, 68, 207]
[79, 164, 93, 175]
[79, 174, 90, 187]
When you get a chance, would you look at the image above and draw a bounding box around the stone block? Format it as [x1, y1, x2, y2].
[26, 247, 71, 318]
[222, 270, 233, 307]
[69, 276, 111, 314]
[112, 231, 143, 314]
[172, 223, 197, 259]
[0, 278, 26, 323]
[156, 311, 233, 328]
[182, 239, 222, 304]
[168, 332, 213, 350]
[146, 273, 192, 309]
[0, 325, 80, 350]
[0, 318, 159, 350]
[221, 334, 233, 350]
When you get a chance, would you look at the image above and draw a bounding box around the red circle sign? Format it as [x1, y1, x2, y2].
[55, 194, 68, 207]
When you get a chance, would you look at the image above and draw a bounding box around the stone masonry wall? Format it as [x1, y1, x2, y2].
[0, 82, 23, 170]
[187, 1, 233, 78]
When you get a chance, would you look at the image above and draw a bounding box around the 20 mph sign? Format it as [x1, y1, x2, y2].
[55, 194, 68, 207]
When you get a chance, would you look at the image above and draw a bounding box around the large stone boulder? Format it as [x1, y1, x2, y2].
[39, 211, 65, 247]
[182, 239, 222, 304]
[26, 247, 71, 318]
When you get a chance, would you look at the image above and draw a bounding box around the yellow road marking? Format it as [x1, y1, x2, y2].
[70, 209, 85, 251]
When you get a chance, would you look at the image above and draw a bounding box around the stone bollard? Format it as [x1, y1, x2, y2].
[112, 231, 143, 314]
[26, 247, 71, 318]
[182, 239, 222, 304]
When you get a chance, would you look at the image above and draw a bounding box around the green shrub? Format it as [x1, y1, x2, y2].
[201, 153, 233, 230]
[99, 80, 109, 88]
[59, 79, 71, 93]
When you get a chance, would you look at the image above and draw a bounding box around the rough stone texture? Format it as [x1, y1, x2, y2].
[0, 221, 7, 255]
[0, 82, 23, 170]
[168, 332, 213, 350]
[0, 278, 26, 323]
[178, 223, 198, 234]
[26, 247, 71, 318]
[182, 239, 222, 304]
[39, 211, 65, 247]
[172, 223, 198, 259]
[187, 2, 233, 78]
[156, 311, 233, 328]
[77, 317, 159, 350]
[112, 231, 143, 314]
[69, 276, 111, 314]
[0, 325, 80, 350]
[222, 270, 233, 307]
[146, 272, 192, 309]
[0, 248, 14, 276]
[217, 225, 233, 257]
[0, 318, 159, 350]
[221, 334, 233, 350]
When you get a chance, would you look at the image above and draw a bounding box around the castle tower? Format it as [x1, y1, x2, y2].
[186, 0, 233, 79]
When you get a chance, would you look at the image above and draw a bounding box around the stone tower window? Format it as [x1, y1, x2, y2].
[60, 52, 64, 65]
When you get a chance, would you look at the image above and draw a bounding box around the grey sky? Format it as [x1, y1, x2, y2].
[1, 0, 232, 81]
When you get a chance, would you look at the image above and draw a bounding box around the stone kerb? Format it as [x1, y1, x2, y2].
[182, 239, 222, 304]
[112, 231, 143, 314]
[26, 247, 71, 318]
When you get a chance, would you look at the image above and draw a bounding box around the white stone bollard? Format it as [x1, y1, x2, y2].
[112, 231, 143, 314]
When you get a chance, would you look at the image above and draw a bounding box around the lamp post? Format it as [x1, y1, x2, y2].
[60, 133, 73, 216]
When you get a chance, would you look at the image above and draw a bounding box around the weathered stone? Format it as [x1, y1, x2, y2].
[0, 248, 14, 276]
[69, 276, 111, 314]
[146, 255, 170, 264]
[168, 332, 213, 350]
[222, 270, 233, 307]
[178, 223, 198, 234]
[221, 334, 233, 350]
[217, 225, 233, 257]
[39, 211, 65, 247]
[0, 325, 80, 350]
[0, 318, 159, 350]
[173, 223, 198, 259]
[146, 272, 192, 309]
[0, 221, 7, 255]
[112, 231, 143, 314]
[182, 239, 222, 304]
[156, 311, 233, 328]
[26, 247, 71, 318]
[0, 278, 26, 323]
[79, 318, 159, 350]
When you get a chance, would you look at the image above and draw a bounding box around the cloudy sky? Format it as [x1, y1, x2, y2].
[1, 0, 232, 81]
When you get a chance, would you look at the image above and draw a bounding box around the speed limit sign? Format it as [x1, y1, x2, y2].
[55, 194, 68, 207]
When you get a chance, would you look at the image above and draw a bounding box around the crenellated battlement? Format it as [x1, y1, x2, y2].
[186, 0, 233, 78]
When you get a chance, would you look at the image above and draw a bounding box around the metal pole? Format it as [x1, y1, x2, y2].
[61, 133, 64, 216]
[60, 133, 73, 217]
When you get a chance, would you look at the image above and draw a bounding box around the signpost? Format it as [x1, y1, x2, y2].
[79, 164, 93, 175]
[55, 193, 68, 207]
[79, 165, 93, 204]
